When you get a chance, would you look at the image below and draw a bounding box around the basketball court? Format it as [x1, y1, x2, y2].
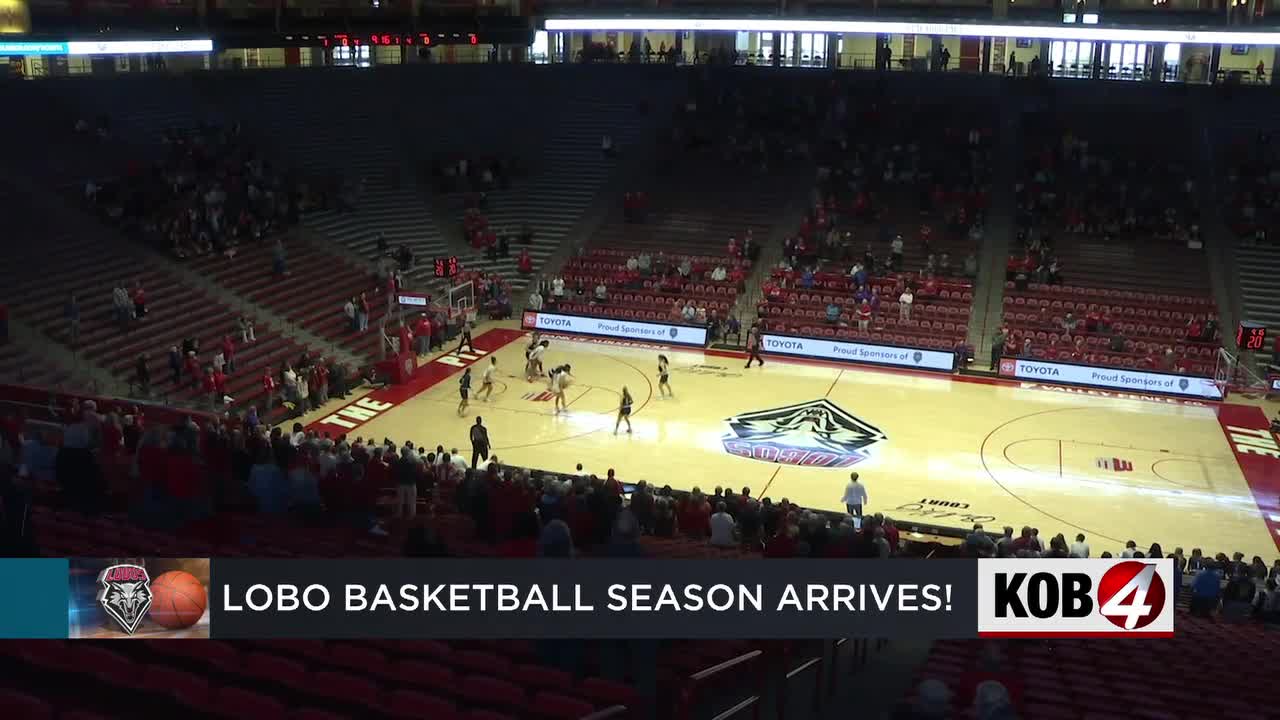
[307, 326, 1280, 559]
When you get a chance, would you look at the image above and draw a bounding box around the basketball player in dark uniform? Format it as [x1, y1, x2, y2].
[745, 326, 764, 368]
[457, 367, 472, 415]
[657, 354, 673, 399]
[615, 385, 634, 435]
[456, 320, 475, 355]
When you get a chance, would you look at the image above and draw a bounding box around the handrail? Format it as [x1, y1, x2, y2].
[710, 696, 761, 720]
[579, 706, 628, 720]
[676, 649, 764, 720]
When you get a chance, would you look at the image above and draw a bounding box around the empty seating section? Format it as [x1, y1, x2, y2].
[1010, 110, 1218, 370]
[1001, 286, 1219, 373]
[907, 612, 1272, 719]
[760, 272, 972, 350]
[436, 90, 656, 288]
[190, 71, 454, 290]
[560, 249, 746, 321]
[0, 187, 300, 412]
[184, 238, 390, 362]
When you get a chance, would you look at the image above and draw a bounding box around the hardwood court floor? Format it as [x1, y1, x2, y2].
[310, 329, 1280, 559]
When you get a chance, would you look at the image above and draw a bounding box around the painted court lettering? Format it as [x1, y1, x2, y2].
[1225, 426, 1280, 459]
[319, 397, 395, 430]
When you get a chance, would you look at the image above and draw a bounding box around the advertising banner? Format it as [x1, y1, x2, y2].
[522, 310, 708, 348]
[998, 357, 1222, 400]
[760, 333, 956, 373]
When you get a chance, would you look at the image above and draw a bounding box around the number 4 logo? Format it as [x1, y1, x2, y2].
[1097, 562, 1167, 630]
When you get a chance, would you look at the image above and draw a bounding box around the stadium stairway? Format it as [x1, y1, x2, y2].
[195, 70, 454, 294]
[436, 97, 652, 291]
[182, 234, 394, 366]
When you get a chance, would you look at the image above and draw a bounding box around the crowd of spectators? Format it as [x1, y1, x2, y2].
[1017, 125, 1201, 249]
[84, 122, 300, 261]
[1222, 129, 1280, 244]
[5, 396, 1279, 633]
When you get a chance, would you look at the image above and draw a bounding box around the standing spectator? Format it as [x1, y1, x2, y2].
[212, 347, 226, 376]
[262, 367, 277, 413]
[239, 315, 256, 343]
[841, 472, 867, 516]
[898, 286, 914, 321]
[890, 234, 904, 271]
[112, 284, 131, 328]
[167, 345, 181, 385]
[272, 238, 288, 277]
[65, 294, 80, 345]
[1190, 562, 1222, 617]
[709, 502, 737, 547]
[134, 354, 151, 396]
[989, 327, 1007, 370]
[357, 292, 370, 334]
[1069, 533, 1090, 558]
[394, 445, 418, 519]
[857, 299, 873, 331]
[132, 281, 147, 320]
[222, 335, 236, 373]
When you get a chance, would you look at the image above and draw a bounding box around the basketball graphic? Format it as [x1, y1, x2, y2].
[148, 570, 208, 630]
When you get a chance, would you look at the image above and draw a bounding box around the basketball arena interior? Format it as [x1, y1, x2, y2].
[2, 0, 1280, 718]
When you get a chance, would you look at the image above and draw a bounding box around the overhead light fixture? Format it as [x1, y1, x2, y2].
[544, 17, 1280, 46]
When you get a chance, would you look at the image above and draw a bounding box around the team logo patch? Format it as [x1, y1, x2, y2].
[669, 327, 679, 339]
[721, 398, 886, 468]
[96, 564, 153, 635]
[998, 358, 1017, 376]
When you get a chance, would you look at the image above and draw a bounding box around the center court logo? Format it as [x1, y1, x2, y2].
[97, 564, 153, 635]
[721, 398, 886, 468]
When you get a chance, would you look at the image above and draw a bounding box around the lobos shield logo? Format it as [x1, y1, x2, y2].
[669, 327, 679, 339]
[721, 398, 886, 468]
[96, 564, 153, 635]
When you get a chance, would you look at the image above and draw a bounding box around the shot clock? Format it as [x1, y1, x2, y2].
[1236, 321, 1267, 352]
[434, 256, 460, 279]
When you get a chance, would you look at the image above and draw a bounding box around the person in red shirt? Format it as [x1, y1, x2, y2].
[262, 367, 277, 412]
[212, 367, 227, 397]
[397, 321, 413, 356]
[221, 334, 236, 373]
[132, 282, 147, 320]
[314, 362, 329, 405]
[518, 248, 533, 274]
[413, 313, 432, 356]
[202, 368, 218, 410]
[857, 300, 873, 332]
[185, 352, 201, 389]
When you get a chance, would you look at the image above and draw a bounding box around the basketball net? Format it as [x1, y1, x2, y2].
[447, 280, 477, 324]
[1216, 347, 1268, 394]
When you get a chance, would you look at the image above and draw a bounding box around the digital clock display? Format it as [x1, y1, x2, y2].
[319, 32, 478, 48]
[434, 256, 460, 279]
[1237, 322, 1268, 352]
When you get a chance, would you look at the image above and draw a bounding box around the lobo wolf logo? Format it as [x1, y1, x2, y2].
[722, 398, 886, 468]
[96, 564, 153, 635]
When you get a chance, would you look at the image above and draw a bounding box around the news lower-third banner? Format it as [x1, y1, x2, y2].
[0, 558, 1175, 639]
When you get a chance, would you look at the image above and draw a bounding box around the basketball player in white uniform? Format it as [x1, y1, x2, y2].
[477, 356, 497, 402]
[526, 341, 547, 382]
[550, 364, 571, 414]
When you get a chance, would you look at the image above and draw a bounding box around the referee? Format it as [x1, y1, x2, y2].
[470, 416, 491, 470]
[745, 325, 765, 368]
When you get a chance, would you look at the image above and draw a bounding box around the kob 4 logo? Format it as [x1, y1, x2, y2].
[978, 559, 1173, 637]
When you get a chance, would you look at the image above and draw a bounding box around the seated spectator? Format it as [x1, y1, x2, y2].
[710, 265, 727, 282]
[681, 303, 697, 323]
[825, 302, 841, 324]
[594, 282, 608, 302]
